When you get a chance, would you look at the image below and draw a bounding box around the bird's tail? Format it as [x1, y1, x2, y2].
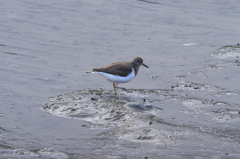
[85, 71, 93, 73]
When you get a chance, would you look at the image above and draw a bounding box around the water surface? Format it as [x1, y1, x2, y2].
[1, 0, 240, 158]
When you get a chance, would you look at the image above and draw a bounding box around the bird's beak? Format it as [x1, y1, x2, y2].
[142, 63, 149, 68]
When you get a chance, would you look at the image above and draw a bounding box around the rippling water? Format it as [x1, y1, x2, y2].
[1, 0, 240, 158]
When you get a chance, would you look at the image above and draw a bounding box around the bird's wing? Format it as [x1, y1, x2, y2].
[93, 62, 132, 77]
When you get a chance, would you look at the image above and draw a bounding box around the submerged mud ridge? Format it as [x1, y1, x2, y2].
[39, 89, 164, 127]
[39, 44, 240, 158]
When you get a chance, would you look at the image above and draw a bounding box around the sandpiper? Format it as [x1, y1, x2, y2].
[86, 57, 149, 94]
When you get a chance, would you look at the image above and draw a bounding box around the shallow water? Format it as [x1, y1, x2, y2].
[1, 0, 240, 158]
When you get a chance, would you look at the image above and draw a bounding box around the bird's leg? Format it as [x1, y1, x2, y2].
[113, 83, 131, 94]
[113, 82, 117, 95]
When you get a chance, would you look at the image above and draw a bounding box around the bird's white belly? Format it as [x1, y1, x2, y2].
[93, 68, 135, 83]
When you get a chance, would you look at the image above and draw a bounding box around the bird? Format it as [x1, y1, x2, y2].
[86, 57, 149, 95]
